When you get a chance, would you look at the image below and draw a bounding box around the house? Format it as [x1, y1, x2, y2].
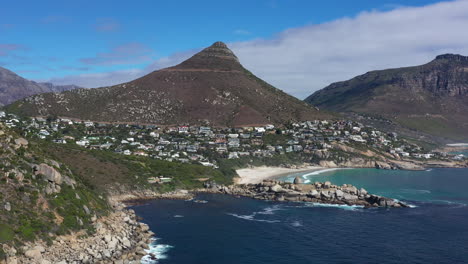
[349, 135, 366, 143]
[39, 129, 50, 136]
[178, 126, 189, 134]
[255, 127, 266, 133]
[150, 132, 159, 138]
[228, 138, 240, 148]
[123, 150, 132, 155]
[76, 140, 89, 146]
[134, 151, 149, 157]
[0, 111, 5, 118]
[200, 161, 216, 167]
[84, 121, 94, 127]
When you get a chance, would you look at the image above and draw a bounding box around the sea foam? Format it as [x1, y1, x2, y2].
[227, 205, 283, 223]
[141, 238, 174, 264]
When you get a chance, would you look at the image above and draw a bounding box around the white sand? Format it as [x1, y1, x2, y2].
[235, 166, 323, 184]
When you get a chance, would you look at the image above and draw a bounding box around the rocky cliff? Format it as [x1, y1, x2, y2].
[0, 124, 152, 264]
[305, 54, 468, 141]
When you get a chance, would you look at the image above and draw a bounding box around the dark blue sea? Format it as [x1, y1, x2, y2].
[132, 168, 468, 264]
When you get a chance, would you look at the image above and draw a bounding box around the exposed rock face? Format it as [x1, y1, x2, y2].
[9, 41, 330, 126]
[0, 66, 80, 106]
[203, 180, 408, 208]
[305, 54, 468, 140]
[34, 163, 62, 185]
[14, 207, 153, 264]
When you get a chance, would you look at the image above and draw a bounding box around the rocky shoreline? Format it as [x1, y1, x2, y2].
[200, 178, 409, 208]
[2, 203, 154, 264]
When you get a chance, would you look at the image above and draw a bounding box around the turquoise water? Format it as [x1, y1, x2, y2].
[450, 150, 468, 156]
[283, 168, 468, 206]
[133, 168, 468, 264]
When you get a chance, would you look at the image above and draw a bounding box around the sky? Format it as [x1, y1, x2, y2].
[1, 0, 468, 98]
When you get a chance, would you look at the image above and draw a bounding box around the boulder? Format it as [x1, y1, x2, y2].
[323, 181, 331, 188]
[33, 246, 45, 253]
[270, 184, 282, 192]
[293, 176, 304, 184]
[24, 249, 42, 260]
[14, 138, 28, 148]
[342, 193, 359, 201]
[335, 189, 344, 199]
[4, 202, 11, 212]
[359, 188, 368, 196]
[310, 190, 320, 198]
[83, 205, 91, 215]
[375, 161, 392, 170]
[34, 163, 62, 185]
[320, 190, 331, 199]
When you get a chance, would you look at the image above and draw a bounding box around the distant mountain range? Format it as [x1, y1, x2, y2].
[306, 54, 468, 141]
[0, 66, 81, 106]
[8, 42, 330, 126]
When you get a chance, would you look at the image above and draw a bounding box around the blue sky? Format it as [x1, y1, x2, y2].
[1, 0, 467, 97]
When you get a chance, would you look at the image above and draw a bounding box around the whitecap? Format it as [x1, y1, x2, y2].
[141, 238, 174, 264]
[290, 221, 303, 227]
[257, 205, 283, 215]
[305, 202, 364, 211]
[226, 213, 280, 223]
[226, 205, 283, 223]
[173, 215, 184, 218]
[400, 188, 431, 194]
[301, 168, 350, 177]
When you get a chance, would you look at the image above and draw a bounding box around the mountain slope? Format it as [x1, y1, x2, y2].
[9, 42, 331, 126]
[305, 54, 468, 141]
[0, 66, 81, 106]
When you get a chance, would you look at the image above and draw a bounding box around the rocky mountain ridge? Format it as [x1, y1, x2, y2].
[305, 54, 468, 141]
[0, 66, 81, 106]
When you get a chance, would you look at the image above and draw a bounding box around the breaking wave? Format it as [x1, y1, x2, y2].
[400, 189, 431, 194]
[141, 238, 174, 264]
[305, 202, 364, 211]
[226, 205, 283, 223]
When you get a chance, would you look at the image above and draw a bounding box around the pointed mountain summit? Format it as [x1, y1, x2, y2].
[170, 41, 242, 71]
[9, 42, 330, 126]
[305, 54, 468, 140]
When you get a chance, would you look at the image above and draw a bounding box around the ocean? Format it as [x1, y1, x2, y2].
[132, 168, 468, 264]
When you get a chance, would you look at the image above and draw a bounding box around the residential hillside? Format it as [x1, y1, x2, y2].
[0, 118, 229, 263]
[8, 42, 332, 126]
[0, 66, 80, 106]
[305, 54, 468, 141]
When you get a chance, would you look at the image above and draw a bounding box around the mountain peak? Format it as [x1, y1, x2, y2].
[171, 41, 241, 71]
[434, 53, 468, 62]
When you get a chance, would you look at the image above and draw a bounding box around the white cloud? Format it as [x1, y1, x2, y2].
[45, 0, 468, 99]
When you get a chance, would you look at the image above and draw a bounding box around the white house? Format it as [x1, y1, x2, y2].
[84, 121, 94, 127]
[76, 140, 89, 146]
[255, 127, 266, 133]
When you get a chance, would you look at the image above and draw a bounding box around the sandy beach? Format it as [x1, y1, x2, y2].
[235, 166, 324, 184]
